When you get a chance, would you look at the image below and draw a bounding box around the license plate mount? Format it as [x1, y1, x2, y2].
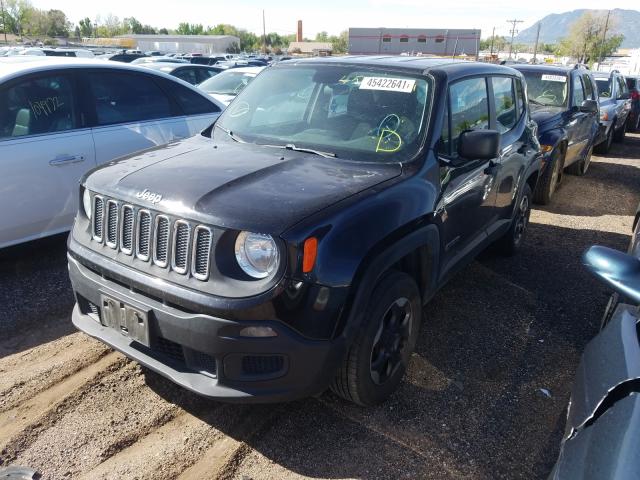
[100, 295, 150, 347]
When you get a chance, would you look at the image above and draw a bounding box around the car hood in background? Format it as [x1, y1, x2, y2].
[85, 134, 402, 234]
[529, 105, 563, 130]
[208, 93, 236, 106]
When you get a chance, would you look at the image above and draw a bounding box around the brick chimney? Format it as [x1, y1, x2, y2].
[297, 20, 303, 42]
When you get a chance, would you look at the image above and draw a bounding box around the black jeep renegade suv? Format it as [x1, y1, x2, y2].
[68, 57, 542, 405]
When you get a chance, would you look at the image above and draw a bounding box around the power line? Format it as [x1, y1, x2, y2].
[506, 18, 523, 59]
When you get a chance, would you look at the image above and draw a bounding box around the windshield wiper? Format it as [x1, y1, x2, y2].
[529, 98, 544, 106]
[215, 124, 245, 143]
[260, 143, 337, 158]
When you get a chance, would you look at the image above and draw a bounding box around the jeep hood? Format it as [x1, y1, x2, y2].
[530, 105, 563, 130]
[85, 134, 402, 234]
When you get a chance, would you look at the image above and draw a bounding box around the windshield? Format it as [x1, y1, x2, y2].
[198, 71, 257, 95]
[595, 79, 612, 97]
[521, 71, 568, 107]
[215, 65, 431, 162]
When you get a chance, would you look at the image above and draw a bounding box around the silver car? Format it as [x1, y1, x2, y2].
[0, 57, 224, 248]
[550, 207, 640, 479]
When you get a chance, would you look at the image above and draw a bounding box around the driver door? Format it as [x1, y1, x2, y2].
[437, 76, 498, 280]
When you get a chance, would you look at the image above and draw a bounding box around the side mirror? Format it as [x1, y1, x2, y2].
[619, 92, 631, 100]
[579, 99, 599, 114]
[583, 246, 640, 304]
[457, 130, 500, 160]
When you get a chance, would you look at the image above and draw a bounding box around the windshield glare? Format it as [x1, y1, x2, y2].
[215, 66, 431, 162]
[199, 71, 256, 96]
[522, 71, 568, 107]
[595, 79, 612, 97]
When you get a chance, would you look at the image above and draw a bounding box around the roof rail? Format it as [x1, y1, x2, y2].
[573, 63, 589, 70]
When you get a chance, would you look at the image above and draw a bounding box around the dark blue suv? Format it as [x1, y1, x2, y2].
[513, 65, 599, 204]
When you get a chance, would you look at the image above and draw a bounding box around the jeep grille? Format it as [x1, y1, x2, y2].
[90, 194, 213, 282]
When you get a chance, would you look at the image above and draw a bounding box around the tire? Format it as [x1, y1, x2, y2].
[496, 182, 532, 256]
[613, 118, 627, 142]
[567, 144, 593, 176]
[331, 271, 422, 406]
[594, 125, 613, 154]
[533, 148, 563, 205]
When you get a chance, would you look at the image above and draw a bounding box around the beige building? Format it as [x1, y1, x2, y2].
[288, 41, 332, 56]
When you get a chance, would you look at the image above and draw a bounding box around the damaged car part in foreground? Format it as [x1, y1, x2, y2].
[550, 241, 640, 479]
[68, 57, 542, 405]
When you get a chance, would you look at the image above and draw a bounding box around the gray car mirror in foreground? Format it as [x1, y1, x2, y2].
[583, 245, 640, 304]
[457, 129, 501, 160]
[579, 99, 599, 114]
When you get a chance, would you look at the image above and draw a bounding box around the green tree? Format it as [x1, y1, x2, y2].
[158, 28, 169, 35]
[329, 30, 348, 54]
[45, 9, 69, 37]
[556, 11, 624, 64]
[78, 17, 93, 37]
[315, 31, 328, 42]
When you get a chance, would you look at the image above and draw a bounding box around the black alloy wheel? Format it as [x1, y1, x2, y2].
[369, 297, 413, 385]
[331, 271, 422, 406]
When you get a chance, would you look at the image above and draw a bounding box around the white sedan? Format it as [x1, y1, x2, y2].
[0, 57, 224, 248]
[197, 66, 265, 106]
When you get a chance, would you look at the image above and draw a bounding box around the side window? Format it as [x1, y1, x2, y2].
[617, 76, 627, 98]
[173, 68, 198, 85]
[582, 74, 595, 100]
[87, 72, 172, 126]
[491, 76, 517, 133]
[571, 75, 585, 106]
[196, 68, 219, 84]
[0, 74, 76, 140]
[449, 77, 489, 155]
[438, 99, 450, 155]
[172, 82, 220, 115]
[515, 78, 525, 117]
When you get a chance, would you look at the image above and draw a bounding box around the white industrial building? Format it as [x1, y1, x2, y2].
[348, 28, 481, 57]
[116, 34, 240, 54]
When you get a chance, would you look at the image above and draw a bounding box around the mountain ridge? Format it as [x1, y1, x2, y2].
[516, 9, 640, 48]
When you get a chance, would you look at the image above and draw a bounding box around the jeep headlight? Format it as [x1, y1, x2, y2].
[234, 231, 279, 279]
[82, 188, 92, 220]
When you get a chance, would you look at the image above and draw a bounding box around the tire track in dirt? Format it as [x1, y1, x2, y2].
[0, 333, 110, 413]
[0, 352, 126, 462]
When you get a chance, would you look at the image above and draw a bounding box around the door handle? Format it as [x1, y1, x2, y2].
[49, 155, 85, 166]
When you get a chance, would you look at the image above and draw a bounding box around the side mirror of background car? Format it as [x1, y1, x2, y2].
[583, 246, 640, 304]
[618, 92, 631, 100]
[457, 130, 501, 161]
[579, 99, 599, 114]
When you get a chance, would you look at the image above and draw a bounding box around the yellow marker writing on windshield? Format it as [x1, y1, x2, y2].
[376, 128, 402, 153]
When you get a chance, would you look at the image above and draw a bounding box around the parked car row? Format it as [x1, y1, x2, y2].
[1, 53, 638, 478]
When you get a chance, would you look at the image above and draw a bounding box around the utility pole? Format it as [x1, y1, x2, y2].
[532, 22, 541, 64]
[0, 0, 7, 44]
[262, 9, 266, 54]
[599, 10, 611, 64]
[507, 18, 523, 59]
[489, 26, 495, 56]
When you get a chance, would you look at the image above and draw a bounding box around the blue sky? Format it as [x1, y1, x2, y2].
[34, 0, 640, 38]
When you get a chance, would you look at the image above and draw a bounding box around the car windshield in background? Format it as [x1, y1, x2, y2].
[521, 71, 568, 107]
[198, 71, 256, 95]
[595, 79, 612, 97]
[215, 66, 431, 163]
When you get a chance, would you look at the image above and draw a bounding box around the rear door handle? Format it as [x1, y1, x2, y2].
[49, 155, 85, 166]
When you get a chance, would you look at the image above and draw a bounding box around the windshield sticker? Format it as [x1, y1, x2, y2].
[541, 74, 567, 83]
[360, 77, 416, 93]
[376, 128, 403, 153]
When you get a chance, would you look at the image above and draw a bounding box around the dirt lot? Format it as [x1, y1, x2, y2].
[1, 135, 638, 480]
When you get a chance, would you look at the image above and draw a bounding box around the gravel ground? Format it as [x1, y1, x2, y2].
[0, 135, 638, 479]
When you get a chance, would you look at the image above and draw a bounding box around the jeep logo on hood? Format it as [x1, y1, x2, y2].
[135, 189, 163, 205]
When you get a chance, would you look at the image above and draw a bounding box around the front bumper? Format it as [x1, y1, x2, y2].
[69, 254, 346, 402]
